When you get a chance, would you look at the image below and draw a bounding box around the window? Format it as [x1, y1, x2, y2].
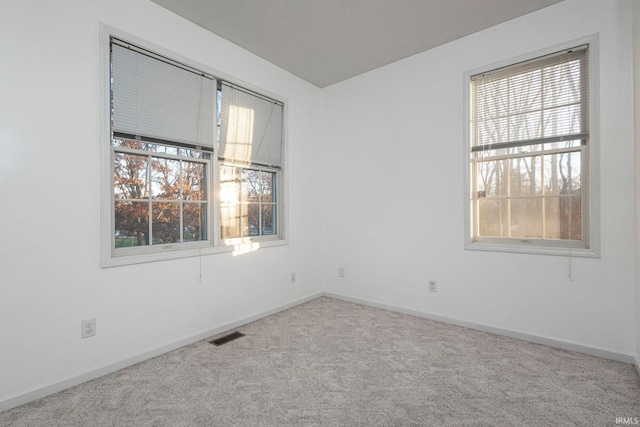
[104, 34, 284, 265]
[218, 82, 283, 241]
[468, 44, 594, 253]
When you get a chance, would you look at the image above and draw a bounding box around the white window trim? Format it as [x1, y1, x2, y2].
[99, 24, 288, 267]
[462, 35, 600, 258]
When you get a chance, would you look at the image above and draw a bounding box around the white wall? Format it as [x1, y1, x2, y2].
[321, 0, 637, 356]
[0, 0, 323, 407]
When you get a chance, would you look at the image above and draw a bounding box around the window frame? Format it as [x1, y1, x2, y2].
[100, 24, 288, 267]
[219, 162, 282, 242]
[463, 36, 600, 258]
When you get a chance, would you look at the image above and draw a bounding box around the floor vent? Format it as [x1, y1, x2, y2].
[210, 332, 245, 346]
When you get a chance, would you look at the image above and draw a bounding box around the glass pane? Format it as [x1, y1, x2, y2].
[183, 202, 207, 242]
[261, 171, 275, 202]
[112, 138, 207, 158]
[544, 152, 581, 196]
[114, 152, 148, 199]
[244, 204, 260, 236]
[241, 169, 261, 202]
[545, 196, 581, 240]
[183, 161, 206, 200]
[509, 144, 542, 155]
[510, 198, 543, 238]
[543, 104, 581, 138]
[151, 158, 180, 199]
[262, 204, 276, 235]
[112, 139, 146, 150]
[475, 78, 508, 120]
[543, 60, 582, 109]
[114, 201, 149, 247]
[477, 159, 507, 198]
[220, 165, 240, 205]
[545, 140, 582, 151]
[220, 205, 240, 239]
[508, 69, 542, 115]
[152, 202, 180, 244]
[509, 111, 542, 142]
[473, 147, 509, 157]
[476, 117, 508, 146]
[510, 156, 542, 197]
[478, 199, 508, 237]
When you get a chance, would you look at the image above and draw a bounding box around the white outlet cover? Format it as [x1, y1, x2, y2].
[81, 318, 96, 338]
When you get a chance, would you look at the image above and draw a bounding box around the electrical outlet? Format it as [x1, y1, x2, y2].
[338, 267, 345, 278]
[81, 318, 96, 339]
[428, 280, 437, 293]
[290, 272, 296, 283]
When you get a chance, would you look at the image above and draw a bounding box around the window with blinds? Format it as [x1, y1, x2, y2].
[469, 45, 589, 249]
[218, 82, 283, 240]
[107, 36, 284, 261]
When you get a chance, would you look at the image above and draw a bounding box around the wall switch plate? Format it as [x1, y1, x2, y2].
[291, 272, 296, 283]
[338, 267, 345, 278]
[81, 318, 96, 338]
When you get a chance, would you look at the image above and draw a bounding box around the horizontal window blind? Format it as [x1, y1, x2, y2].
[111, 41, 215, 148]
[219, 82, 283, 168]
[471, 45, 588, 153]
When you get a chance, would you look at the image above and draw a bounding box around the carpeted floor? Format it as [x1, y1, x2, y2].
[1, 296, 639, 426]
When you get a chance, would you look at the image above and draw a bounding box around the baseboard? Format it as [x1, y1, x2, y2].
[323, 292, 637, 366]
[0, 291, 323, 413]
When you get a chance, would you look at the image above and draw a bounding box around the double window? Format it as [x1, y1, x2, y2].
[468, 44, 593, 253]
[106, 36, 284, 264]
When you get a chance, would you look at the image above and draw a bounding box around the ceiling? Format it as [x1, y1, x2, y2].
[150, 0, 565, 88]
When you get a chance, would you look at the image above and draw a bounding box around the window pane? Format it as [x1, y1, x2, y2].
[509, 111, 542, 142]
[478, 199, 508, 237]
[114, 152, 148, 199]
[220, 205, 240, 239]
[114, 201, 149, 247]
[545, 196, 581, 240]
[476, 79, 508, 120]
[261, 171, 275, 202]
[262, 204, 276, 235]
[220, 165, 240, 204]
[152, 202, 180, 244]
[477, 117, 508, 146]
[151, 158, 180, 200]
[244, 204, 260, 236]
[184, 202, 207, 242]
[544, 152, 581, 196]
[183, 161, 206, 200]
[543, 60, 582, 109]
[545, 140, 582, 151]
[241, 169, 261, 202]
[510, 156, 542, 197]
[508, 70, 541, 115]
[543, 104, 581, 138]
[477, 159, 507, 197]
[510, 198, 543, 238]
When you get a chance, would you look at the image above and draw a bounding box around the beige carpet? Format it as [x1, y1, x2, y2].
[1, 296, 639, 426]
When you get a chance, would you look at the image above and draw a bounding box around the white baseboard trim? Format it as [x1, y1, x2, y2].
[323, 292, 637, 366]
[0, 292, 323, 413]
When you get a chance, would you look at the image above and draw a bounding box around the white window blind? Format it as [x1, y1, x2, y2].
[111, 41, 215, 148]
[471, 45, 588, 153]
[219, 82, 284, 168]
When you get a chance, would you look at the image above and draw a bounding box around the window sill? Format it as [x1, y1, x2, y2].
[465, 241, 599, 258]
[101, 238, 288, 268]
